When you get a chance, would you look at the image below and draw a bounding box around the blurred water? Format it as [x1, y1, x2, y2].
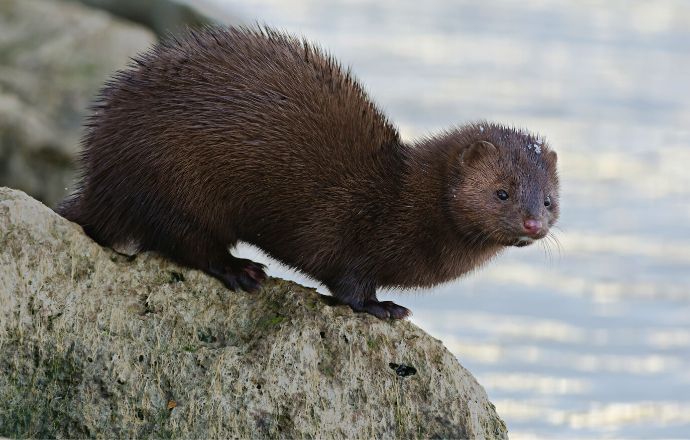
[196, 0, 690, 437]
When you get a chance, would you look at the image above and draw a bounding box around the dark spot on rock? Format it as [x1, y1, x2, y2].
[136, 408, 145, 420]
[87, 357, 93, 363]
[169, 271, 185, 283]
[197, 329, 217, 343]
[319, 331, 325, 338]
[46, 313, 62, 331]
[139, 295, 155, 315]
[256, 384, 261, 390]
[95, 377, 113, 398]
[342, 334, 349, 343]
[389, 362, 417, 377]
[138, 355, 144, 362]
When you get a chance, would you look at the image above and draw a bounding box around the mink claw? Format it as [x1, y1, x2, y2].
[208, 259, 267, 292]
[350, 300, 411, 320]
[380, 301, 411, 319]
[243, 262, 267, 283]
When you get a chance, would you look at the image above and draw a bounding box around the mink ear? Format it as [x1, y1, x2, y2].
[461, 141, 497, 165]
[547, 150, 558, 164]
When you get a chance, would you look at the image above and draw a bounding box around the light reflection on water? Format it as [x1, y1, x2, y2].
[200, 0, 690, 437]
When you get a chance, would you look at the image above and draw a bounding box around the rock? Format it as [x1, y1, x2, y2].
[70, 0, 219, 37]
[0, 187, 508, 439]
[0, 0, 156, 208]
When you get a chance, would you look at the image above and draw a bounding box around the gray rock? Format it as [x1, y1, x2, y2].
[69, 0, 219, 36]
[0, 0, 156, 208]
[0, 187, 508, 439]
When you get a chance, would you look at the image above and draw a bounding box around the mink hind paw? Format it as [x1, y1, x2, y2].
[350, 300, 411, 320]
[208, 259, 267, 292]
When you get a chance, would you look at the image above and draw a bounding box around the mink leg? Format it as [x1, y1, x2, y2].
[151, 229, 267, 292]
[327, 275, 410, 320]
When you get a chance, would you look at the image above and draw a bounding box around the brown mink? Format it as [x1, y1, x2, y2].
[57, 26, 560, 319]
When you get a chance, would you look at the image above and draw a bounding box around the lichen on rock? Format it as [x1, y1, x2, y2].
[0, 187, 507, 439]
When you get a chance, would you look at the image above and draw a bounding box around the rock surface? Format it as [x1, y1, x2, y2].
[0, 0, 156, 207]
[0, 187, 508, 439]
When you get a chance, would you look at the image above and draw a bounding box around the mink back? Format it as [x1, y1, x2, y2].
[59, 26, 406, 280]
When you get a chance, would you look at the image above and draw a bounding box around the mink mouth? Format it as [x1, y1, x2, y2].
[512, 237, 535, 247]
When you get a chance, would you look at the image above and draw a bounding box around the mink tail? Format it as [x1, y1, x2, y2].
[55, 192, 104, 246]
[55, 192, 82, 223]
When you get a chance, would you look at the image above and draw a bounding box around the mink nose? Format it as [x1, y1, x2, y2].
[523, 219, 543, 236]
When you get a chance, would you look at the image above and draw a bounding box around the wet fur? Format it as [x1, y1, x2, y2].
[58, 26, 559, 319]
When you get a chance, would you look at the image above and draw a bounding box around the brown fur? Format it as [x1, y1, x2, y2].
[58, 26, 560, 319]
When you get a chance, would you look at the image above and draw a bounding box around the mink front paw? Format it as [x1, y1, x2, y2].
[351, 300, 411, 320]
[208, 259, 267, 292]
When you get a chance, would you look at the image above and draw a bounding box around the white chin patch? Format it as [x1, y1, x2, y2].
[112, 239, 141, 256]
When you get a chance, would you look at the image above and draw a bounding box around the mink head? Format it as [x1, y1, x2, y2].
[448, 123, 560, 247]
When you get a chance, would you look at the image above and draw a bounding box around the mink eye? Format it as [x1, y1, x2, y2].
[496, 190, 509, 201]
[544, 196, 552, 207]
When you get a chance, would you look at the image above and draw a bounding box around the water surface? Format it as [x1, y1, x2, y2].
[194, 1, 690, 437]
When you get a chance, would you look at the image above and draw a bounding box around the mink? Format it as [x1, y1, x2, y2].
[57, 27, 560, 319]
